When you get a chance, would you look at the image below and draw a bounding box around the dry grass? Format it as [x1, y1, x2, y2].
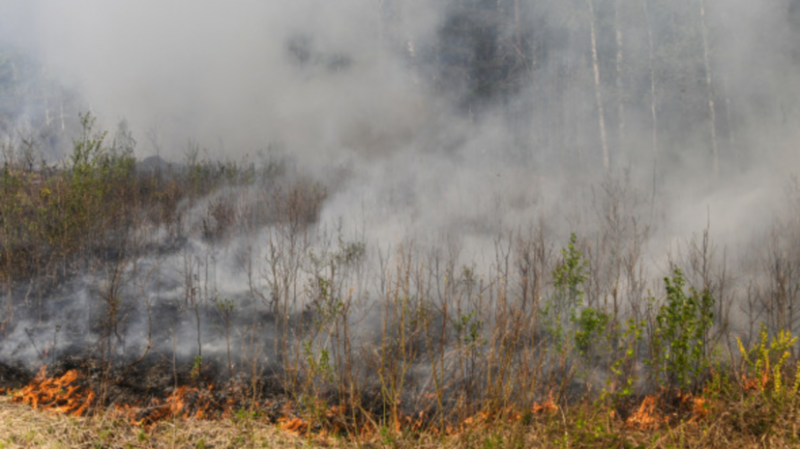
[2, 390, 799, 449]
[0, 394, 310, 449]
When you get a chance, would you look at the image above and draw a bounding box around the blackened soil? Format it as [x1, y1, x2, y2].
[0, 350, 298, 424]
[0, 362, 33, 389]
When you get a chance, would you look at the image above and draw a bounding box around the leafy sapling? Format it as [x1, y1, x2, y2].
[651, 268, 715, 391]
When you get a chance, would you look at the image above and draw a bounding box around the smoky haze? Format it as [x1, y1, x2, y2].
[0, 0, 799, 400]
[1, 1, 436, 166]
[1, 1, 797, 173]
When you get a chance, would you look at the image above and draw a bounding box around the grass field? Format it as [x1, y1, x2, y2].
[2, 371, 800, 449]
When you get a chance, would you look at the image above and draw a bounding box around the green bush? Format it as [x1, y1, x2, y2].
[543, 233, 588, 347]
[651, 268, 715, 391]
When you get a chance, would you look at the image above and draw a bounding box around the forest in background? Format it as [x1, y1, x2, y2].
[3, 0, 800, 173]
[0, 1, 799, 447]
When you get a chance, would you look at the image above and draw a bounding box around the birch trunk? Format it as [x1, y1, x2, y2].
[722, 76, 737, 167]
[641, 0, 658, 170]
[588, 0, 610, 170]
[640, 0, 659, 207]
[514, 0, 522, 51]
[615, 0, 626, 158]
[699, 0, 720, 174]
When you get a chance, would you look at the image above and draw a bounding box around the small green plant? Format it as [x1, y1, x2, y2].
[214, 296, 236, 379]
[190, 355, 203, 380]
[542, 233, 588, 347]
[601, 317, 643, 402]
[651, 268, 715, 391]
[574, 307, 609, 360]
[233, 408, 263, 423]
[313, 277, 344, 325]
[302, 340, 335, 385]
[482, 432, 504, 449]
[379, 425, 396, 446]
[455, 310, 485, 347]
[215, 297, 236, 318]
[738, 324, 799, 401]
[297, 339, 334, 426]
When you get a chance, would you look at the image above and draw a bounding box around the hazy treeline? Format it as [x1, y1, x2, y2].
[387, 0, 800, 175]
[2, 1, 800, 176]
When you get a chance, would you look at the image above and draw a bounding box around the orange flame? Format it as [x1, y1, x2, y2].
[121, 385, 217, 427]
[742, 371, 770, 391]
[13, 366, 95, 417]
[626, 396, 663, 430]
[532, 393, 557, 415]
[689, 396, 708, 421]
[11, 367, 225, 428]
[278, 416, 308, 435]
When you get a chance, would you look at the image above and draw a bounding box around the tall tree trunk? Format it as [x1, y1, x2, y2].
[588, 0, 610, 170]
[615, 0, 626, 161]
[722, 75, 737, 167]
[699, 0, 720, 174]
[641, 0, 659, 199]
[514, 0, 522, 51]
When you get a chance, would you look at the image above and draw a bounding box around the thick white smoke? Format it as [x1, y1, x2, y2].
[0, 0, 799, 380]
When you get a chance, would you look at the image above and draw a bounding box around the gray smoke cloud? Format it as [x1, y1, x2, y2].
[1, 1, 438, 167]
[0, 0, 799, 386]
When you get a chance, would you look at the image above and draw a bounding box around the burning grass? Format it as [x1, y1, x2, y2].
[1, 377, 798, 448]
[13, 366, 94, 417]
[10, 365, 261, 428]
[0, 360, 797, 449]
[626, 395, 663, 430]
